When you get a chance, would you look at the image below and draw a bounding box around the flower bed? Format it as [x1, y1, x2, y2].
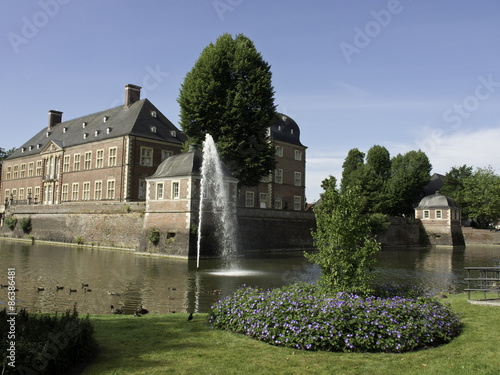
[208, 283, 462, 353]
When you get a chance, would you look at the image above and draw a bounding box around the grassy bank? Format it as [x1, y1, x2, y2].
[81, 293, 499, 375]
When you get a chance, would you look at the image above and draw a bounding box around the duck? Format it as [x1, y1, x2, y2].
[82, 283, 89, 288]
[56, 286, 64, 290]
[107, 291, 120, 296]
[136, 305, 148, 315]
[69, 288, 77, 293]
[37, 287, 45, 292]
[84, 288, 92, 292]
[110, 305, 123, 314]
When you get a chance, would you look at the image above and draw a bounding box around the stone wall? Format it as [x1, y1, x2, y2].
[377, 217, 423, 247]
[462, 227, 500, 245]
[1, 202, 144, 249]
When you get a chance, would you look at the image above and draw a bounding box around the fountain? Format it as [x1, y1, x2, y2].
[196, 134, 239, 270]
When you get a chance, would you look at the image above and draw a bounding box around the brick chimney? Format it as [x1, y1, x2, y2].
[124, 84, 141, 107]
[48, 110, 63, 129]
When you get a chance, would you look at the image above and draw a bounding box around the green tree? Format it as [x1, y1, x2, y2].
[306, 176, 381, 295]
[440, 164, 473, 219]
[340, 148, 365, 192]
[177, 33, 276, 186]
[385, 150, 432, 217]
[0, 147, 16, 160]
[462, 166, 500, 228]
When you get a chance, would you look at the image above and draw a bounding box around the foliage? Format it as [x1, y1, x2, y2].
[5, 215, 17, 231]
[367, 213, 391, 236]
[462, 166, 500, 228]
[147, 228, 161, 245]
[0, 147, 16, 161]
[178, 33, 277, 186]
[0, 306, 96, 375]
[440, 164, 473, 219]
[384, 150, 432, 217]
[208, 282, 462, 353]
[306, 176, 381, 295]
[75, 235, 84, 245]
[340, 148, 365, 193]
[19, 216, 32, 234]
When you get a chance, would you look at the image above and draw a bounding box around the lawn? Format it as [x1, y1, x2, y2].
[81, 293, 499, 375]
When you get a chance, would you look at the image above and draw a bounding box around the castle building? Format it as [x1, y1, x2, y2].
[1, 84, 186, 206]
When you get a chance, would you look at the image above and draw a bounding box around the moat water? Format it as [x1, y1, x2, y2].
[1, 241, 499, 315]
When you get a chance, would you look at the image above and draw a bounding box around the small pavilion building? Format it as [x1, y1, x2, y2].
[414, 191, 464, 246]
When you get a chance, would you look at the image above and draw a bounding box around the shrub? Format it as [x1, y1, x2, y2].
[148, 228, 160, 245]
[5, 215, 17, 231]
[19, 216, 32, 234]
[0, 305, 97, 374]
[209, 282, 462, 353]
[75, 235, 84, 245]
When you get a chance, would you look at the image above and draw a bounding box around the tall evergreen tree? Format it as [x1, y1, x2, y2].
[177, 33, 276, 186]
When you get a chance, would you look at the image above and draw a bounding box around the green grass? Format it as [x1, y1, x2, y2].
[81, 293, 500, 375]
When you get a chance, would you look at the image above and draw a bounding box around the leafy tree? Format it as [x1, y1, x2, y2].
[366, 145, 391, 180]
[385, 150, 432, 217]
[340, 148, 365, 192]
[178, 33, 276, 186]
[462, 166, 500, 228]
[440, 164, 473, 219]
[306, 176, 381, 295]
[0, 147, 16, 160]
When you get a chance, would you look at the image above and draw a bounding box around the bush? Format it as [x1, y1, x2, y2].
[5, 215, 17, 231]
[209, 282, 462, 353]
[19, 216, 32, 234]
[75, 235, 84, 245]
[148, 228, 160, 245]
[0, 305, 97, 374]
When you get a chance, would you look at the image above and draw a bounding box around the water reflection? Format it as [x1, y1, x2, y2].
[0, 241, 498, 315]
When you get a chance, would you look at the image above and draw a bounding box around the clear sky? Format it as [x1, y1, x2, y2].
[2, 0, 500, 202]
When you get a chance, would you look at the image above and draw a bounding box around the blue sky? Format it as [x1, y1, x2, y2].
[2, 0, 500, 202]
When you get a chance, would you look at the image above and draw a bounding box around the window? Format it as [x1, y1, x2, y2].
[63, 156, 70, 172]
[11, 189, 17, 200]
[276, 146, 283, 157]
[172, 182, 180, 199]
[436, 210, 442, 219]
[424, 210, 430, 219]
[83, 182, 90, 201]
[4, 190, 9, 200]
[274, 194, 282, 209]
[294, 172, 302, 187]
[74, 154, 81, 171]
[61, 184, 69, 201]
[161, 150, 173, 161]
[19, 188, 25, 201]
[96, 150, 104, 168]
[72, 183, 79, 201]
[20, 164, 26, 178]
[157, 183, 164, 199]
[28, 162, 34, 177]
[27, 187, 32, 200]
[275, 169, 283, 184]
[84, 152, 92, 170]
[13, 165, 18, 179]
[109, 147, 117, 166]
[140, 147, 153, 166]
[139, 180, 146, 199]
[6, 167, 11, 180]
[294, 196, 302, 211]
[36, 161, 42, 176]
[34, 187, 40, 202]
[107, 180, 115, 200]
[94, 181, 102, 200]
[295, 150, 302, 161]
[245, 191, 254, 207]
[260, 193, 267, 208]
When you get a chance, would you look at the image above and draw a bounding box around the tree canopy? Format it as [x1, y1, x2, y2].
[306, 176, 381, 294]
[177, 33, 277, 186]
[0, 147, 16, 161]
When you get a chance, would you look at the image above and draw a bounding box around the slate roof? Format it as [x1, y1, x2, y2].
[148, 149, 235, 180]
[270, 113, 305, 147]
[7, 99, 187, 160]
[416, 191, 460, 209]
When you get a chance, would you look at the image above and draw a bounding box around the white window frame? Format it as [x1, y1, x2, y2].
[94, 181, 103, 200]
[172, 181, 180, 199]
[84, 152, 92, 170]
[245, 191, 254, 207]
[140, 147, 153, 166]
[424, 210, 430, 219]
[74, 154, 81, 171]
[294, 171, 302, 187]
[107, 180, 115, 200]
[63, 156, 70, 172]
[20, 164, 26, 178]
[157, 183, 164, 200]
[276, 145, 283, 157]
[96, 149, 104, 168]
[294, 196, 302, 211]
[295, 150, 302, 161]
[139, 180, 146, 199]
[275, 169, 283, 184]
[72, 183, 79, 201]
[28, 162, 34, 177]
[436, 210, 442, 219]
[61, 184, 69, 201]
[259, 193, 267, 208]
[83, 182, 91, 201]
[274, 194, 282, 209]
[109, 147, 117, 167]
